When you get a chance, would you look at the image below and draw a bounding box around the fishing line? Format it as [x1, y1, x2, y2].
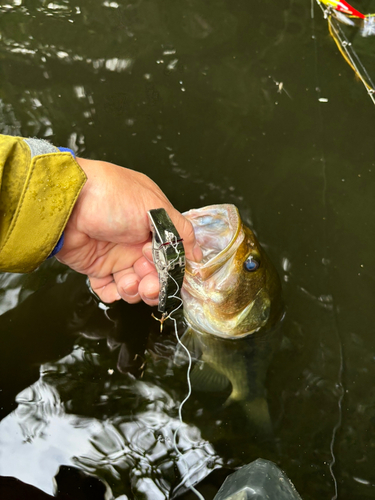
[158, 241, 206, 500]
[328, 329, 344, 500]
[328, 17, 375, 91]
[315, 0, 375, 104]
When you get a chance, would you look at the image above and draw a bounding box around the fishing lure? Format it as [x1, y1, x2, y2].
[316, 0, 375, 103]
[148, 208, 185, 330]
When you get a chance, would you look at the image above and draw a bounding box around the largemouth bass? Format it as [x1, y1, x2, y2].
[182, 204, 283, 338]
[178, 204, 284, 434]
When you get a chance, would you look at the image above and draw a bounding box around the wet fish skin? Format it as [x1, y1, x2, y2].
[180, 325, 281, 435]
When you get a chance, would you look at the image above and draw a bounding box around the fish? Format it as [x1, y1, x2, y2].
[178, 204, 284, 434]
[181, 204, 283, 339]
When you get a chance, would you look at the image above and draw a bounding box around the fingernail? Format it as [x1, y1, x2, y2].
[144, 290, 159, 300]
[193, 243, 203, 262]
[122, 281, 139, 297]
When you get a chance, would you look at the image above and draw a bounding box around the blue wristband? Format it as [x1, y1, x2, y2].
[57, 146, 76, 158]
[48, 233, 65, 258]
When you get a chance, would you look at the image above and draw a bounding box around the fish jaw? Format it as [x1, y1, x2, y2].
[181, 285, 271, 339]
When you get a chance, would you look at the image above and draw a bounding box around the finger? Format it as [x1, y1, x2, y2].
[167, 209, 202, 263]
[113, 254, 155, 291]
[90, 275, 114, 290]
[115, 270, 142, 304]
[142, 242, 153, 264]
[133, 255, 156, 278]
[138, 272, 160, 306]
[90, 277, 122, 303]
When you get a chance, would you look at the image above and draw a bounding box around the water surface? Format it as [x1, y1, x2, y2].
[1, 0, 375, 498]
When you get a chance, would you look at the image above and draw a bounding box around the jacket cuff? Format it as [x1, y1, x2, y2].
[46, 146, 76, 258]
[0, 138, 86, 272]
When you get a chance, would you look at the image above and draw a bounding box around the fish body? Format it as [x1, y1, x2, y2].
[181, 326, 281, 433]
[178, 204, 284, 433]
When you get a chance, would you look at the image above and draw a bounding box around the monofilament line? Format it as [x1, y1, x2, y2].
[316, 0, 375, 105]
[164, 244, 206, 500]
[328, 333, 344, 500]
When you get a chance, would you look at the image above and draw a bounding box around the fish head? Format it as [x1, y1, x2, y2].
[181, 204, 283, 339]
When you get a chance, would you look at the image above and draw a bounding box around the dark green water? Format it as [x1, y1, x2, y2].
[1, 0, 375, 498]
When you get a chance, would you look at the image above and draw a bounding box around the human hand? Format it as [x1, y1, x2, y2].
[56, 158, 202, 305]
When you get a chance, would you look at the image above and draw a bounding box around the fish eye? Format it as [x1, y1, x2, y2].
[244, 256, 260, 272]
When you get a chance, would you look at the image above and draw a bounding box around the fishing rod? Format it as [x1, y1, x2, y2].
[316, 0, 375, 104]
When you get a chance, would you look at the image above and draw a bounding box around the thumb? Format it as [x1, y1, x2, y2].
[168, 208, 202, 263]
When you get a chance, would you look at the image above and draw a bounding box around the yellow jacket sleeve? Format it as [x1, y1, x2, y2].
[0, 134, 86, 273]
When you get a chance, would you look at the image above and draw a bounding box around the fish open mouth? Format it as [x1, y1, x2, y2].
[183, 204, 244, 275]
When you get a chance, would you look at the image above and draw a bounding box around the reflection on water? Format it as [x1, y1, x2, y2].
[0, 335, 223, 499]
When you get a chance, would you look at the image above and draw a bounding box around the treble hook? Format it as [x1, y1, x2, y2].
[151, 312, 171, 332]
